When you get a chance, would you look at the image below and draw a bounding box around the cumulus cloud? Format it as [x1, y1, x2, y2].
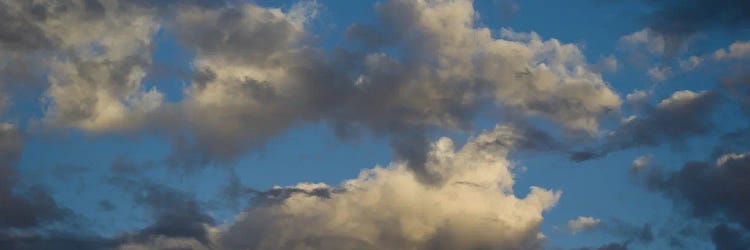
[21, 125, 562, 250]
[0, 0, 624, 174]
[713, 41, 750, 60]
[142, 0, 620, 174]
[217, 125, 561, 250]
[0, 0, 165, 131]
[568, 216, 601, 235]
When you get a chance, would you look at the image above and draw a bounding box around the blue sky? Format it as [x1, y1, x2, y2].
[2, 0, 750, 249]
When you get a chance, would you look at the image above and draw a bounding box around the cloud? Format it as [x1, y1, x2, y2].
[571, 90, 719, 161]
[631, 155, 651, 172]
[574, 242, 629, 250]
[107, 176, 215, 246]
[679, 56, 703, 72]
[643, 151, 750, 248]
[120, 0, 621, 175]
[568, 216, 601, 235]
[596, 55, 619, 73]
[0, 0, 624, 176]
[0, 0, 166, 131]
[713, 41, 750, 60]
[217, 125, 561, 250]
[639, 0, 750, 56]
[647, 66, 671, 82]
[711, 223, 750, 250]
[0, 123, 68, 230]
[647, 152, 750, 230]
[619, 28, 666, 56]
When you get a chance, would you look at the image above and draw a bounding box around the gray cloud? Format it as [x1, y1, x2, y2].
[642, 0, 750, 56]
[571, 90, 719, 161]
[0, 124, 68, 230]
[643, 151, 750, 248]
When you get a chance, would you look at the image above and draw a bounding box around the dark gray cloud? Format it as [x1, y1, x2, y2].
[0, 125, 68, 230]
[643, 151, 750, 248]
[712, 224, 750, 250]
[571, 90, 719, 161]
[0, 232, 118, 250]
[574, 242, 629, 250]
[642, 0, 750, 56]
[108, 176, 215, 246]
[647, 153, 750, 230]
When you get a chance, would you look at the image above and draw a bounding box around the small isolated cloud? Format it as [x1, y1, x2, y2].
[625, 89, 650, 105]
[597, 55, 619, 73]
[632, 155, 651, 172]
[620, 28, 666, 56]
[679, 56, 703, 72]
[568, 216, 601, 235]
[647, 66, 672, 82]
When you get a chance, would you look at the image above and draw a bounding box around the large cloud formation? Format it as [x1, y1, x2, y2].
[112, 125, 560, 250]
[0, 0, 622, 173]
[215, 125, 560, 250]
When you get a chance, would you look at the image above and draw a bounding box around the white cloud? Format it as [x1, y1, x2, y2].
[657, 90, 705, 109]
[567, 216, 601, 235]
[713, 41, 750, 60]
[620, 28, 666, 56]
[217, 125, 561, 250]
[716, 152, 749, 167]
[632, 155, 651, 171]
[626, 89, 649, 105]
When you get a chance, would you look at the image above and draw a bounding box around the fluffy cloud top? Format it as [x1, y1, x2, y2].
[217, 125, 561, 250]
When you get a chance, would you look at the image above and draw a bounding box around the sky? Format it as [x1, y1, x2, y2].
[1, 0, 750, 249]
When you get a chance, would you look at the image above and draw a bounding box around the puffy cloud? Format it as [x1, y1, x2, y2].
[631, 155, 651, 172]
[0, 0, 164, 131]
[679, 56, 703, 72]
[713, 41, 750, 60]
[150, 0, 621, 172]
[625, 89, 649, 106]
[165, 1, 347, 166]
[568, 216, 601, 235]
[597, 55, 619, 73]
[571, 90, 719, 161]
[217, 125, 561, 250]
[0, 0, 623, 173]
[619, 28, 666, 56]
[647, 66, 671, 82]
